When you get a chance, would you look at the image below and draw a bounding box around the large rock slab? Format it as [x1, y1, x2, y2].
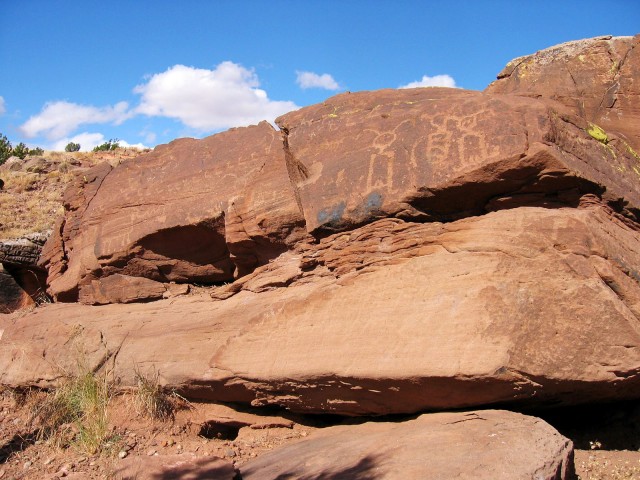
[276, 85, 640, 235]
[240, 410, 575, 480]
[2, 204, 640, 415]
[40, 122, 305, 302]
[486, 35, 640, 153]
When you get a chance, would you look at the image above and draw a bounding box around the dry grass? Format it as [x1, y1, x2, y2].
[0, 148, 147, 241]
[29, 370, 115, 454]
[132, 367, 179, 421]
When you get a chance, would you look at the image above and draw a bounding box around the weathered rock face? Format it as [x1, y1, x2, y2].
[240, 410, 575, 480]
[36, 36, 640, 304]
[486, 35, 640, 154]
[0, 264, 34, 313]
[3, 203, 640, 415]
[40, 122, 305, 302]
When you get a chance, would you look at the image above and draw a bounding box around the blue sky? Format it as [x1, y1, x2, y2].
[0, 1, 638, 151]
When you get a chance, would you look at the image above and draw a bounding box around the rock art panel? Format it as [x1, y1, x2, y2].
[277, 86, 640, 235]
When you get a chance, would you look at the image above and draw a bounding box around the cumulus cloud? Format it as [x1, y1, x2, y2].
[134, 62, 298, 130]
[20, 101, 132, 140]
[117, 139, 149, 150]
[51, 132, 148, 152]
[295, 71, 340, 90]
[399, 74, 458, 89]
[0, 96, 5, 116]
[51, 132, 107, 152]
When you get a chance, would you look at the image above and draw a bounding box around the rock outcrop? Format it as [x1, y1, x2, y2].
[486, 34, 640, 154]
[240, 410, 575, 480]
[2, 203, 640, 415]
[1, 35, 640, 477]
[38, 36, 640, 304]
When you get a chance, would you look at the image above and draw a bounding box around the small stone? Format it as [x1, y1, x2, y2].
[225, 448, 236, 458]
[118, 450, 128, 459]
[23, 461, 32, 469]
[147, 449, 156, 456]
[43, 456, 56, 465]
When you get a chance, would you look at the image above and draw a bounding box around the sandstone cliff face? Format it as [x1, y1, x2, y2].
[3, 36, 640, 422]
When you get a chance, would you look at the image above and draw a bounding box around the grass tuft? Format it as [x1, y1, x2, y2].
[133, 367, 176, 421]
[30, 370, 115, 454]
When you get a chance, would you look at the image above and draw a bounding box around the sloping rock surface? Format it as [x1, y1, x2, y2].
[240, 410, 575, 480]
[486, 34, 640, 153]
[2, 203, 640, 415]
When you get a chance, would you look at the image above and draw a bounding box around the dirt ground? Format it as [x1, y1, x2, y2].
[2, 389, 639, 479]
[0, 389, 319, 479]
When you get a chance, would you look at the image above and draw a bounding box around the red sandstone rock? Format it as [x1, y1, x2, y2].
[78, 274, 167, 305]
[40, 122, 305, 303]
[37, 37, 640, 304]
[240, 410, 575, 480]
[2, 204, 640, 415]
[486, 35, 640, 154]
[113, 454, 235, 480]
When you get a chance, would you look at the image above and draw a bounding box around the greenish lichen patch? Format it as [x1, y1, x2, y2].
[587, 123, 609, 145]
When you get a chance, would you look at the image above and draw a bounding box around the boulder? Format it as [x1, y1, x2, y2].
[40, 122, 306, 303]
[2, 203, 640, 415]
[78, 274, 168, 305]
[240, 410, 575, 480]
[0, 233, 49, 308]
[486, 34, 640, 154]
[0, 264, 33, 313]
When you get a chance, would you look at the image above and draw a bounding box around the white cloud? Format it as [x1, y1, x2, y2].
[51, 133, 148, 152]
[20, 101, 132, 140]
[134, 62, 298, 130]
[0, 96, 5, 116]
[295, 71, 340, 90]
[51, 132, 107, 152]
[399, 74, 458, 89]
[117, 139, 149, 150]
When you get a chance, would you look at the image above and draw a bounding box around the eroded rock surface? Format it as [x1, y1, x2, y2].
[3, 203, 640, 415]
[40, 122, 305, 303]
[486, 34, 640, 154]
[38, 35, 640, 304]
[240, 410, 575, 480]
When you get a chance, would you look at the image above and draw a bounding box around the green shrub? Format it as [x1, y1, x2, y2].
[29, 147, 44, 156]
[12, 142, 30, 159]
[0, 134, 12, 165]
[92, 139, 120, 152]
[65, 142, 81, 152]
